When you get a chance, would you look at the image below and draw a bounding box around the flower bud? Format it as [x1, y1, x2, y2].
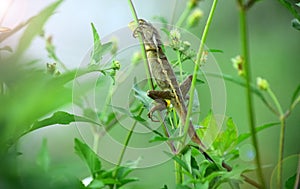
[231, 55, 244, 76]
[110, 37, 118, 55]
[257, 77, 269, 91]
[187, 9, 203, 28]
[112, 60, 120, 70]
[188, 0, 201, 9]
[131, 51, 142, 65]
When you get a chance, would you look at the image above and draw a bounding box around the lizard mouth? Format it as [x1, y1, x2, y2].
[128, 19, 148, 38]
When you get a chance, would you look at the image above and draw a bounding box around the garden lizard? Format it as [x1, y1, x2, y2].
[130, 19, 262, 188]
[131, 19, 210, 158]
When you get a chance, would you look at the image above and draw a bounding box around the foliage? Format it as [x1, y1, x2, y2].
[0, 0, 299, 189]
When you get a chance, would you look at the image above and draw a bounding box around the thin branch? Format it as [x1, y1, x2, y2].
[239, 4, 266, 188]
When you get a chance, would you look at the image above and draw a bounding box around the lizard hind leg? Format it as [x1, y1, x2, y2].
[180, 75, 193, 100]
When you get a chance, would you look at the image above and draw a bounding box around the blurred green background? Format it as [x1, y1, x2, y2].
[1, 0, 299, 188]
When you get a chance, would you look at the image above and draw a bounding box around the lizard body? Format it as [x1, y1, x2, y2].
[132, 19, 206, 151]
[130, 19, 262, 188]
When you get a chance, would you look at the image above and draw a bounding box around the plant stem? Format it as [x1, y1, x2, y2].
[277, 116, 286, 188]
[176, 4, 192, 27]
[113, 108, 142, 189]
[128, 0, 154, 90]
[92, 129, 100, 153]
[116, 107, 143, 167]
[177, 50, 183, 81]
[267, 87, 285, 188]
[267, 88, 283, 116]
[239, 5, 266, 188]
[183, 0, 218, 147]
[175, 155, 183, 184]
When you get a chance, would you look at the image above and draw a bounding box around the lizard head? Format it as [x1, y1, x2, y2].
[129, 19, 161, 47]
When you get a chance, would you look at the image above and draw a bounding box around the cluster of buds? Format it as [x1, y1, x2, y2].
[46, 63, 60, 76]
[187, 9, 204, 28]
[169, 29, 196, 60]
[109, 60, 120, 84]
[231, 55, 244, 76]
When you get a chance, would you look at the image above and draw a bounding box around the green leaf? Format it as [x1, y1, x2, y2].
[149, 136, 169, 143]
[285, 174, 297, 189]
[132, 80, 152, 109]
[213, 118, 238, 156]
[176, 184, 192, 189]
[277, 0, 300, 21]
[291, 18, 300, 30]
[290, 84, 300, 106]
[31, 111, 102, 132]
[74, 138, 102, 178]
[0, 68, 78, 147]
[149, 135, 183, 143]
[15, 0, 64, 57]
[115, 166, 133, 179]
[90, 23, 113, 65]
[36, 138, 50, 172]
[238, 122, 280, 144]
[164, 152, 190, 172]
[194, 182, 209, 189]
[87, 179, 105, 188]
[101, 178, 120, 185]
[91, 23, 100, 46]
[197, 111, 219, 146]
[207, 49, 224, 53]
[118, 178, 138, 186]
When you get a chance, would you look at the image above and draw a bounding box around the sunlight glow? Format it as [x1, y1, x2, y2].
[0, 0, 27, 27]
[0, 0, 12, 23]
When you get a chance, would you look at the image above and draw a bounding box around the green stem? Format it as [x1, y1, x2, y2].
[239, 5, 266, 188]
[127, 0, 154, 90]
[176, 4, 191, 27]
[92, 129, 100, 153]
[175, 156, 183, 184]
[266, 88, 285, 188]
[116, 107, 143, 166]
[100, 83, 114, 120]
[113, 107, 144, 189]
[183, 0, 218, 147]
[177, 50, 183, 81]
[277, 116, 286, 188]
[176, 0, 199, 27]
[267, 88, 283, 116]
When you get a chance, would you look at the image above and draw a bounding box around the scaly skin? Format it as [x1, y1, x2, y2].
[132, 19, 207, 152]
[130, 19, 261, 189]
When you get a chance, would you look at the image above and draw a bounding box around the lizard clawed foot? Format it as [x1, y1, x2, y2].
[147, 111, 160, 122]
[147, 99, 167, 122]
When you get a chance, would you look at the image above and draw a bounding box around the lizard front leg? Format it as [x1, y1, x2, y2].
[147, 90, 173, 121]
[147, 75, 193, 122]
